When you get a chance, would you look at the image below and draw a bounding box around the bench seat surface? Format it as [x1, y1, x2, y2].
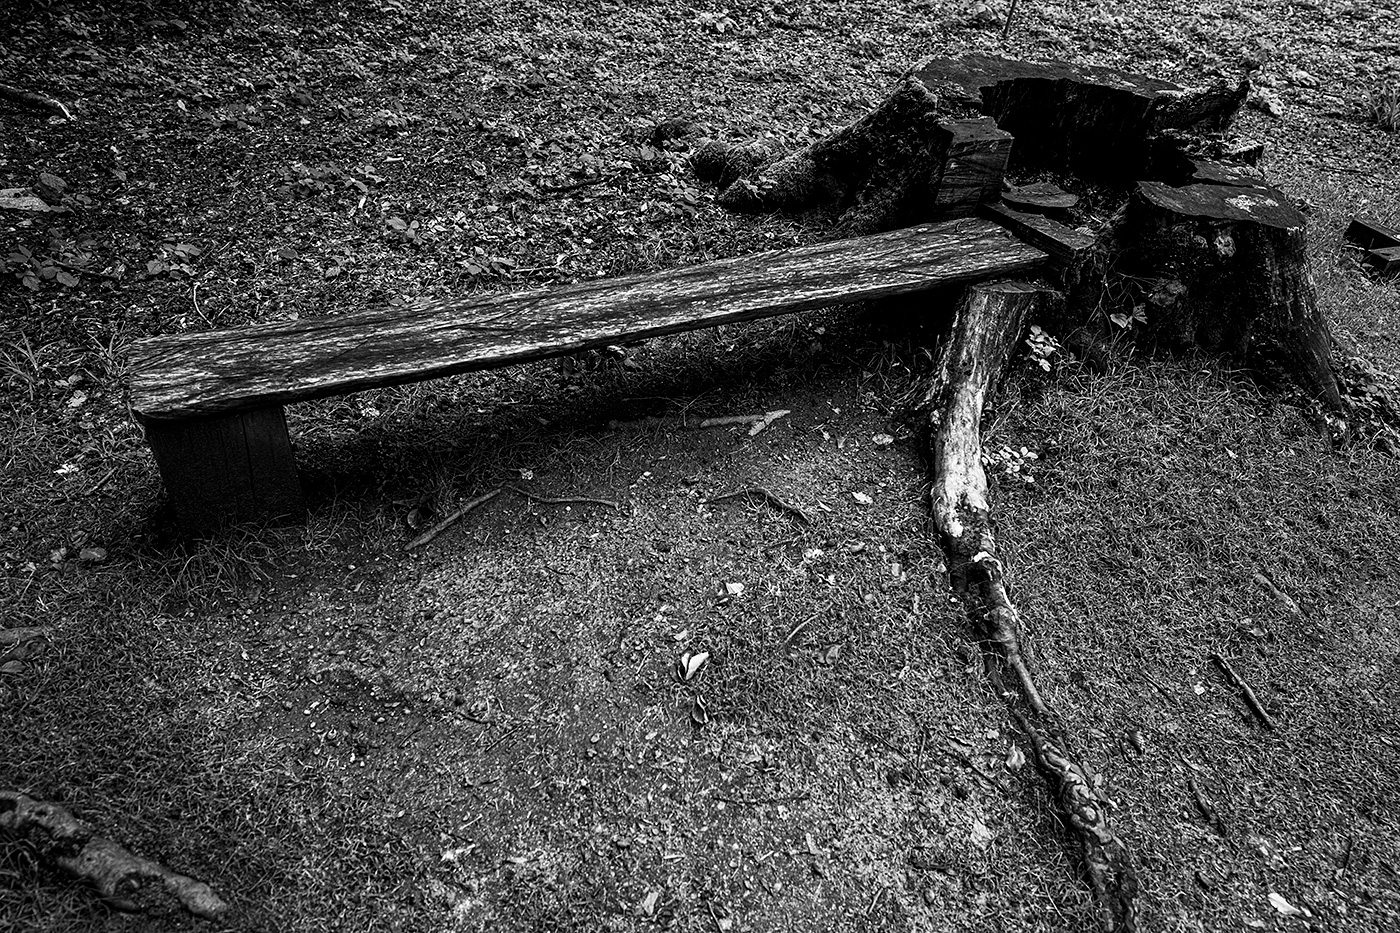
[129, 218, 1045, 422]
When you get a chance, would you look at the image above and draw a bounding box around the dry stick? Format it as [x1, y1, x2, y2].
[1002, 0, 1021, 38]
[1187, 776, 1227, 836]
[405, 488, 503, 551]
[919, 282, 1139, 933]
[1252, 571, 1301, 616]
[698, 411, 779, 429]
[504, 486, 620, 510]
[0, 791, 227, 919]
[0, 82, 73, 120]
[942, 746, 1016, 798]
[706, 486, 812, 524]
[747, 408, 791, 436]
[1209, 652, 1277, 730]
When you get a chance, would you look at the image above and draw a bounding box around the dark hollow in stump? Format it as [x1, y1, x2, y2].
[700, 55, 1247, 234]
[1120, 174, 1341, 407]
[913, 280, 1140, 933]
[913, 54, 1246, 182]
[697, 55, 1343, 406]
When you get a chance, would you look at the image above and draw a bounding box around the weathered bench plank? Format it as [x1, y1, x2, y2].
[129, 218, 1046, 533]
[129, 219, 1045, 422]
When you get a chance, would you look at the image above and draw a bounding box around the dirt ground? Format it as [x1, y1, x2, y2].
[3, 1, 1400, 931]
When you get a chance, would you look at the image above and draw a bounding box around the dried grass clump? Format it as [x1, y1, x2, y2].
[1365, 82, 1400, 132]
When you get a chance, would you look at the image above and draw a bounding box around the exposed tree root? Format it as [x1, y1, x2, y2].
[0, 82, 73, 120]
[913, 280, 1140, 933]
[0, 791, 228, 919]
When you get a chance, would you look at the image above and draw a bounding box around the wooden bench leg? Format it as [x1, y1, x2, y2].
[143, 406, 305, 536]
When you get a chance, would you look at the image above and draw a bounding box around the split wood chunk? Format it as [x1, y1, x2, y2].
[981, 202, 1096, 269]
[1365, 246, 1400, 276]
[1344, 217, 1400, 252]
[1122, 176, 1341, 407]
[0, 791, 229, 919]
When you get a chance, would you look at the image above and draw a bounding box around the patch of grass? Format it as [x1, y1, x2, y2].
[1365, 82, 1400, 133]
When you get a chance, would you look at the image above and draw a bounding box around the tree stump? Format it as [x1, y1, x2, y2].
[689, 54, 1385, 931]
[1120, 169, 1341, 407]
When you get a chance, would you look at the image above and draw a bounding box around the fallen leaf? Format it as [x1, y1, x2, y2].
[1005, 745, 1026, 770]
[1268, 892, 1309, 917]
[690, 695, 710, 727]
[724, 581, 744, 596]
[872, 433, 895, 446]
[639, 891, 659, 916]
[851, 491, 873, 505]
[683, 651, 710, 681]
[970, 818, 993, 846]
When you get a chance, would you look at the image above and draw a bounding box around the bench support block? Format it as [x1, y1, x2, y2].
[144, 406, 304, 536]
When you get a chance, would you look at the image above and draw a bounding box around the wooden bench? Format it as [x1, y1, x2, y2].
[128, 218, 1048, 534]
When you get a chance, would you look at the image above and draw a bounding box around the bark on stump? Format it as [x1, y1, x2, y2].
[1119, 173, 1341, 407]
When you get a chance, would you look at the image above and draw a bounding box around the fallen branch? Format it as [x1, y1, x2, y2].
[706, 486, 812, 523]
[1209, 651, 1277, 730]
[0, 83, 73, 120]
[405, 488, 503, 551]
[0, 791, 227, 919]
[914, 280, 1140, 933]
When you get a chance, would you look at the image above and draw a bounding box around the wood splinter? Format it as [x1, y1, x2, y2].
[0, 791, 228, 919]
[1209, 651, 1277, 730]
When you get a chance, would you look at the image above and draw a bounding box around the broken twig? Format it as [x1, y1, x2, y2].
[747, 409, 791, 436]
[405, 488, 503, 551]
[1252, 571, 1301, 617]
[1209, 651, 1277, 730]
[1187, 776, 1227, 836]
[706, 486, 812, 523]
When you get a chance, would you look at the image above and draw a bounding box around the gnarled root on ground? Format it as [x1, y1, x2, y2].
[0, 790, 229, 919]
[914, 280, 1140, 933]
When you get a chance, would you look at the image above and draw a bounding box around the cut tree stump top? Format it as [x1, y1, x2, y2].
[129, 218, 1046, 422]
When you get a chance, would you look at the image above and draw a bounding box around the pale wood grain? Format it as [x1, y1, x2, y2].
[130, 218, 1045, 421]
